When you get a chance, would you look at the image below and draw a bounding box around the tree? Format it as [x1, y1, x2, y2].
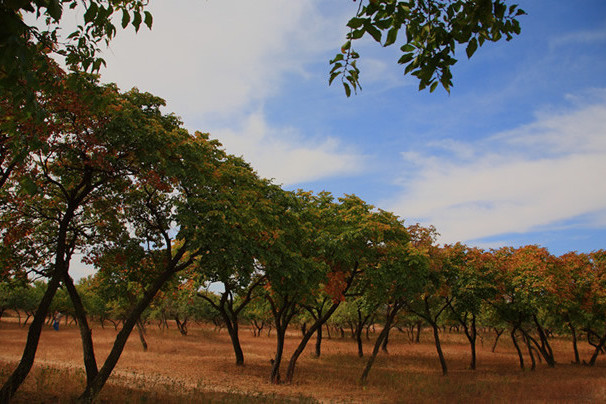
[359, 222, 427, 383]
[1, 72, 160, 402]
[489, 246, 558, 370]
[191, 165, 282, 366]
[400, 225, 453, 376]
[78, 127, 260, 401]
[283, 194, 401, 383]
[332, 0, 525, 95]
[583, 250, 606, 366]
[1, 0, 152, 107]
[443, 244, 496, 370]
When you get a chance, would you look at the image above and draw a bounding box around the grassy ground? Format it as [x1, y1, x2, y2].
[1, 317, 605, 403]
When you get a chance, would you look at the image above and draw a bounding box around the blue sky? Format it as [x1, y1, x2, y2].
[56, 1, 606, 277]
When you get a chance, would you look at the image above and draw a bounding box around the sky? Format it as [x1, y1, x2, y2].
[53, 0, 606, 278]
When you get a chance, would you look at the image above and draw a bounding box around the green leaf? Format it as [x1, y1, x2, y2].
[400, 43, 415, 52]
[384, 28, 398, 47]
[397, 53, 414, 65]
[351, 29, 364, 40]
[343, 82, 351, 97]
[365, 24, 382, 43]
[132, 12, 142, 32]
[329, 71, 340, 85]
[47, 0, 63, 21]
[347, 18, 365, 29]
[466, 37, 478, 59]
[121, 10, 130, 29]
[20, 177, 38, 195]
[330, 54, 344, 64]
[144, 11, 153, 29]
[84, 3, 98, 24]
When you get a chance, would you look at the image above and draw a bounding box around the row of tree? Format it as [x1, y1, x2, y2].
[2, 68, 604, 403]
[0, 1, 543, 402]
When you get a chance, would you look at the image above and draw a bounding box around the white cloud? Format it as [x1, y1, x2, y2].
[98, 0, 348, 120]
[387, 93, 606, 244]
[550, 26, 606, 48]
[211, 112, 365, 185]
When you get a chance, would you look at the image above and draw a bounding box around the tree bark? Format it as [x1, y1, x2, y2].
[491, 328, 504, 352]
[62, 272, 99, 382]
[430, 322, 448, 375]
[284, 300, 342, 383]
[586, 330, 606, 366]
[136, 319, 148, 352]
[569, 323, 580, 364]
[0, 276, 61, 402]
[523, 333, 536, 370]
[360, 302, 400, 384]
[511, 327, 525, 370]
[356, 324, 364, 357]
[79, 266, 177, 402]
[270, 326, 286, 384]
[223, 315, 244, 366]
[315, 324, 322, 357]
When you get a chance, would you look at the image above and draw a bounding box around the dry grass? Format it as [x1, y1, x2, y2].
[1, 318, 605, 403]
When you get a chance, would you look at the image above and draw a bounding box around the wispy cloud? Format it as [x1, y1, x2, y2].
[387, 91, 606, 244]
[212, 112, 365, 185]
[550, 26, 606, 48]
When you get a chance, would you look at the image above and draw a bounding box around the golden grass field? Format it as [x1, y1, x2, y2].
[1, 317, 605, 403]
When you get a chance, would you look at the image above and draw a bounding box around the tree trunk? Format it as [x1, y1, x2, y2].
[224, 317, 244, 366]
[175, 315, 188, 335]
[533, 316, 555, 367]
[511, 328, 525, 370]
[492, 328, 504, 352]
[381, 325, 390, 353]
[524, 333, 536, 370]
[586, 330, 606, 366]
[360, 303, 400, 384]
[79, 267, 176, 402]
[0, 275, 61, 402]
[569, 323, 580, 364]
[284, 301, 342, 383]
[136, 320, 148, 352]
[415, 321, 422, 343]
[356, 325, 364, 357]
[430, 322, 448, 375]
[270, 327, 286, 384]
[315, 324, 322, 357]
[62, 272, 99, 383]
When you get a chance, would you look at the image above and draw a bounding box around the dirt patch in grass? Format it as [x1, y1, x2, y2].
[1, 320, 605, 403]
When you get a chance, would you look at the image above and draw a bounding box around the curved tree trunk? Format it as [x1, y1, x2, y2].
[62, 272, 99, 382]
[586, 330, 606, 366]
[491, 328, 504, 352]
[360, 302, 401, 384]
[270, 326, 286, 384]
[223, 314, 244, 366]
[136, 319, 148, 352]
[285, 301, 342, 383]
[79, 266, 178, 402]
[381, 322, 391, 353]
[0, 276, 61, 402]
[430, 321, 448, 375]
[511, 327, 525, 370]
[569, 323, 580, 364]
